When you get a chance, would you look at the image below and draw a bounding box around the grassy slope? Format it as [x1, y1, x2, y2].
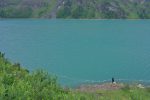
[0, 52, 150, 100]
[0, 0, 150, 18]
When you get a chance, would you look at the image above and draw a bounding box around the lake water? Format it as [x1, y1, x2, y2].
[0, 19, 150, 86]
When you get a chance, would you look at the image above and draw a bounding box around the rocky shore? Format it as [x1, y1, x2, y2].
[76, 82, 146, 93]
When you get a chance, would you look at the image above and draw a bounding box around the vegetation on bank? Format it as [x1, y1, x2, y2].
[0, 0, 150, 19]
[1, 51, 150, 100]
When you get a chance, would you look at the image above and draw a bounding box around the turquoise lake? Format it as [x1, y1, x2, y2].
[0, 19, 150, 86]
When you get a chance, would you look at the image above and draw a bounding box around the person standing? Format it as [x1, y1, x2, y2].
[112, 77, 115, 83]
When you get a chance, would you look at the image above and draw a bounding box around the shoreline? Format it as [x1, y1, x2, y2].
[1, 18, 150, 20]
[75, 82, 148, 93]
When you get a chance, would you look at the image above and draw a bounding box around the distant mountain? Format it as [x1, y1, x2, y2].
[0, 0, 150, 18]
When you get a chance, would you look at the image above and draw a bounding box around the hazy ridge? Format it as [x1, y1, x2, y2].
[0, 0, 150, 19]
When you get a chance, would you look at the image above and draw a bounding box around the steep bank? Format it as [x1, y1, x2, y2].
[0, 0, 150, 19]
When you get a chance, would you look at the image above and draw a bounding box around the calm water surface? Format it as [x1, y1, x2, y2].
[0, 19, 150, 86]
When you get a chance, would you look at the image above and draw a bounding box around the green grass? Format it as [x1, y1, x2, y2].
[0, 51, 150, 99]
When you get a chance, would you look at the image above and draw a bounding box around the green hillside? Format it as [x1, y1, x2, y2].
[0, 0, 150, 18]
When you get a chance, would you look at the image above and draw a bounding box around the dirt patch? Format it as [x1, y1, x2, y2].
[76, 83, 124, 92]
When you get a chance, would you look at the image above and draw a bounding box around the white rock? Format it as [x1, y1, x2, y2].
[137, 84, 145, 89]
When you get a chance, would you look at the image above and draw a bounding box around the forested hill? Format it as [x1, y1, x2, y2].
[0, 0, 150, 19]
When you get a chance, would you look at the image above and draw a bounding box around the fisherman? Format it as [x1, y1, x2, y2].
[112, 77, 115, 83]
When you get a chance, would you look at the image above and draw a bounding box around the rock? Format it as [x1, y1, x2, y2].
[137, 84, 145, 88]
